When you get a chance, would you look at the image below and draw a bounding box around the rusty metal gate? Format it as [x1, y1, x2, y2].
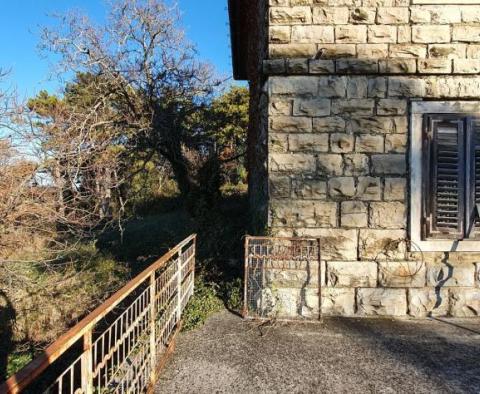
[243, 236, 321, 321]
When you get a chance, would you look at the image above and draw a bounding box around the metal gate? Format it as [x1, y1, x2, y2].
[243, 236, 321, 321]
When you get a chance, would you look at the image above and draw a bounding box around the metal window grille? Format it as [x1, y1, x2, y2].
[243, 236, 321, 321]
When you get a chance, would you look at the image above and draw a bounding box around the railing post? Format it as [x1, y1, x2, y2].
[192, 236, 196, 298]
[149, 272, 157, 385]
[176, 252, 182, 322]
[81, 329, 93, 394]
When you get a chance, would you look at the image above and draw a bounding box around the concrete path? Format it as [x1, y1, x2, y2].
[157, 310, 480, 393]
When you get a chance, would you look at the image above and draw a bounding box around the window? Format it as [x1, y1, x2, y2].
[411, 101, 480, 252]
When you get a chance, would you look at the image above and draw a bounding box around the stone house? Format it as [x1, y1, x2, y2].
[228, 0, 480, 317]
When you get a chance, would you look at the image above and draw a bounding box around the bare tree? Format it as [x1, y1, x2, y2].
[40, 0, 221, 198]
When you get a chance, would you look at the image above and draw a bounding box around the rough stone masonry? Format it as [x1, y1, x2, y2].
[229, 0, 480, 318]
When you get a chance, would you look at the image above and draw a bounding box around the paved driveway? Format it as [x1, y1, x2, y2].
[157, 310, 480, 393]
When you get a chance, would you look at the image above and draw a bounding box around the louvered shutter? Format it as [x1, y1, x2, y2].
[468, 117, 480, 236]
[424, 115, 465, 239]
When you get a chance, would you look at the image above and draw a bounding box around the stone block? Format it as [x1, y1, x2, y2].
[467, 44, 480, 59]
[359, 229, 406, 260]
[330, 133, 354, 153]
[389, 44, 427, 58]
[347, 77, 368, 98]
[417, 59, 452, 74]
[270, 44, 317, 58]
[462, 6, 480, 23]
[344, 154, 370, 176]
[309, 59, 335, 74]
[287, 58, 309, 74]
[270, 133, 289, 153]
[270, 287, 320, 318]
[450, 289, 480, 317]
[270, 153, 317, 173]
[429, 44, 467, 59]
[454, 59, 480, 74]
[313, 7, 350, 24]
[332, 99, 375, 115]
[388, 77, 426, 97]
[317, 154, 344, 176]
[298, 228, 358, 260]
[292, 177, 327, 199]
[453, 26, 480, 43]
[270, 6, 312, 25]
[318, 76, 347, 98]
[385, 134, 407, 153]
[265, 266, 320, 289]
[397, 25, 411, 43]
[348, 116, 393, 134]
[370, 202, 406, 229]
[322, 288, 355, 316]
[368, 25, 397, 44]
[372, 154, 406, 175]
[379, 261, 426, 288]
[264, 59, 287, 74]
[270, 76, 318, 95]
[328, 177, 356, 198]
[392, 116, 407, 134]
[293, 98, 331, 117]
[350, 7, 376, 24]
[335, 25, 367, 44]
[313, 116, 346, 133]
[317, 44, 357, 59]
[357, 288, 407, 316]
[377, 99, 407, 115]
[341, 201, 368, 228]
[376, 7, 409, 24]
[356, 177, 382, 201]
[269, 175, 291, 199]
[384, 177, 406, 201]
[327, 261, 378, 288]
[292, 26, 335, 44]
[410, 7, 431, 23]
[429, 6, 461, 23]
[367, 77, 387, 98]
[412, 25, 450, 44]
[379, 59, 417, 74]
[408, 288, 449, 318]
[336, 59, 379, 74]
[270, 116, 312, 133]
[427, 264, 475, 287]
[270, 200, 337, 228]
[357, 44, 389, 59]
[289, 133, 329, 152]
[269, 99, 292, 116]
[355, 134, 384, 153]
[425, 76, 480, 98]
[269, 26, 291, 44]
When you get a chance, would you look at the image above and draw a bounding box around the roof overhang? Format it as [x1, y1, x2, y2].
[228, 0, 249, 80]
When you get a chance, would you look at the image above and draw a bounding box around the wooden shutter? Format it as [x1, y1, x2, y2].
[468, 117, 480, 237]
[423, 115, 465, 239]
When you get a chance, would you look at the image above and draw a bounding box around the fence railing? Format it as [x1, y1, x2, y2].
[1, 234, 196, 394]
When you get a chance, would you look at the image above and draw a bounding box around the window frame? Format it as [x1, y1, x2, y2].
[410, 101, 480, 252]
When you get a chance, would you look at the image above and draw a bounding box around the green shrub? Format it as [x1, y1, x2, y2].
[222, 278, 243, 312]
[182, 278, 223, 331]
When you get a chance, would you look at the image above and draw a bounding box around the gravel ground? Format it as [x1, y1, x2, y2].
[156, 310, 480, 393]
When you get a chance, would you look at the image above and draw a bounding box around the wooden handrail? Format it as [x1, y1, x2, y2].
[0, 234, 196, 394]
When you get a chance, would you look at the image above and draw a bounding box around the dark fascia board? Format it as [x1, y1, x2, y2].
[228, 0, 249, 80]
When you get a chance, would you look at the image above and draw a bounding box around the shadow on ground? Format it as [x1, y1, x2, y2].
[157, 310, 480, 393]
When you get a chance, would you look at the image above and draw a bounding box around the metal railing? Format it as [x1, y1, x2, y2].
[244, 236, 321, 321]
[1, 234, 196, 394]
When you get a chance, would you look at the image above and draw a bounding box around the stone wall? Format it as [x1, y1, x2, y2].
[259, 0, 480, 317]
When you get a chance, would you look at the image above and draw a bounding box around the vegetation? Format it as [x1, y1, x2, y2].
[0, 0, 250, 380]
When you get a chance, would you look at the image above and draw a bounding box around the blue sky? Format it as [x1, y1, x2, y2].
[0, 0, 233, 99]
